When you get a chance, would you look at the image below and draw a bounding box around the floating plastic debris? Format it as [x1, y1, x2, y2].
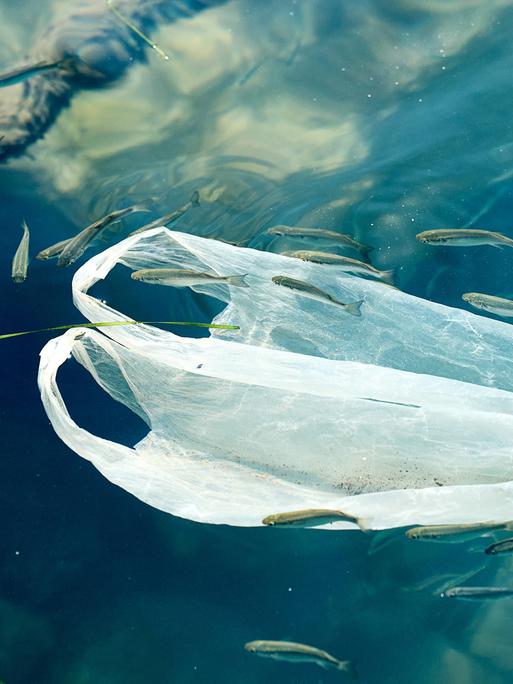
[37, 228, 513, 528]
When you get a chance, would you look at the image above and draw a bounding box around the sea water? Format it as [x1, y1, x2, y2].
[1, 0, 513, 682]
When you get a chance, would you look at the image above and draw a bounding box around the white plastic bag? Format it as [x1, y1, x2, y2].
[38, 228, 513, 528]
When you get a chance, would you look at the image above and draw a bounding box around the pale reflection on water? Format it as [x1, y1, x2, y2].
[3, 0, 512, 297]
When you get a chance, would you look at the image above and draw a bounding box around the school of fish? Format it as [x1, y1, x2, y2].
[5, 8, 513, 679]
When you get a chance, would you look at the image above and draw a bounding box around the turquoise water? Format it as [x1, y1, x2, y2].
[2, 0, 513, 681]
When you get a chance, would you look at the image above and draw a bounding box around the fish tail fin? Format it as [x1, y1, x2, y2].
[57, 57, 78, 71]
[356, 516, 369, 532]
[57, 252, 73, 268]
[381, 269, 395, 285]
[190, 190, 200, 206]
[63, 56, 107, 81]
[344, 299, 364, 317]
[338, 659, 358, 679]
[228, 274, 250, 288]
[131, 204, 151, 213]
[492, 233, 513, 248]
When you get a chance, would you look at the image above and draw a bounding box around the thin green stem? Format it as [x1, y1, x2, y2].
[0, 320, 239, 340]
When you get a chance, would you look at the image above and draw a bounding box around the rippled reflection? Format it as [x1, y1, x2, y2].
[1, 1, 510, 305]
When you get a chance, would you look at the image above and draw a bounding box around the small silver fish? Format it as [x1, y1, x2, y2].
[0, 59, 74, 88]
[271, 275, 363, 316]
[36, 237, 73, 260]
[406, 521, 513, 543]
[267, 225, 372, 256]
[239, 57, 269, 86]
[442, 586, 513, 600]
[462, 292, 513, 318]
[58, 204, 147, 268]
[262, 508, 362, 528]
[129, 191, 200, 236]
[11, 220, 30, 283]
[283, 250, 394, 284]
[131, 268, 249, 288]
[485, 538, 513, 556]
[416, 229, 513, 248]
[244, 640, 357, 677]
[403, 565, 486, 595]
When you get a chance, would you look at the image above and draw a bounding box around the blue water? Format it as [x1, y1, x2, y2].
[2, 1, 513, 682]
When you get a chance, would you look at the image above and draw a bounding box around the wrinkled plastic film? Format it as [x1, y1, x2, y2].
[71, 228, 513, 390]
[37, 228, 513, 528]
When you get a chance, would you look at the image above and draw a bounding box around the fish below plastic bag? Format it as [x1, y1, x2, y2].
[37, 228, 513, 529]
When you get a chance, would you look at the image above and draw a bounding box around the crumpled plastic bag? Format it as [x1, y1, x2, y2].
[38, 228, 513, 529]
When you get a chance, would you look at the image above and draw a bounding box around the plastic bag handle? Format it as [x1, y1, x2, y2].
[38, 328, 137, 468]
[37, 329, 513, 529]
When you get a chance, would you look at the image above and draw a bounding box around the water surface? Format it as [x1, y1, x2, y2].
[2, 1, 513, 682]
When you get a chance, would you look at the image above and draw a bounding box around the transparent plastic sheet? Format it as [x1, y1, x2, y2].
[38, 228, 513, 529]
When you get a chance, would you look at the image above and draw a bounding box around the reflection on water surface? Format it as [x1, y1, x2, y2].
[2, 0, 513, 682]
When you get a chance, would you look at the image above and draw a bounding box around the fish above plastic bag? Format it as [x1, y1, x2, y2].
[38, 228, 513, 529]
